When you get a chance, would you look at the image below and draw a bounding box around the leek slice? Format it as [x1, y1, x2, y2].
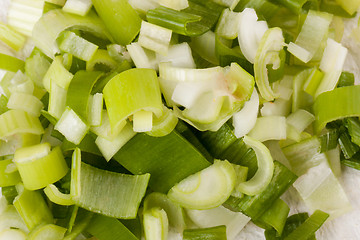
[32, 9, 110, 58]
[287, 10, 333, 63]
[91, 110, 125, 141]
[92, 0, 141, 45]
[156, 42, 196, 68]
[146, 106, 178, 137]
[87, 93, 103, 127]
[0, 205, 28, 233]
[14, 185, 54, 230]
[254, 27, 284, 101]
[248, 116, 287, 142]
[236, 136, 274, 196]
[335, 0, 360, 15]
[0, 229, 26, 239]
[143, 208, 168, 240]
[0, 22, 26, 51]
[44, 184, 74, 206]
[73, 162, 150, 219]
[167, 160, 236, 210]
[27, 224, 67, 240]
[0, 110, 44, 138]
[183, 226, 227, 240]
[186, 205, 250, 240]
[103, 68, 163, 133]
[0, 53, 25, 73]
[157, 0, 189, 10]
[14, 144, 68, 190]
[7, 92, 44, 117]
[48, 81, 67, 120]
[70, 148, 81, 200]
[190, 30, 219, 65]
[62, 0, 93, 16]
[0, 133, 40, 157]
[127, 42, 158, 70]
[313, 85, 360, 133]
[215, 8, 240, 39]
[0, 159, 21, 187]
[286, 109, 315, 133]
[43, 55, 73, 92]
[86, 49, 118, 72]
[24, 48, 51, 88]
[138, 20, 172, 54]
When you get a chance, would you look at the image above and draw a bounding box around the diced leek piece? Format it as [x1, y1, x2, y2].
[43, 55, 73, 92]
[261, 98, 291, 117]
[86, 214, 138, 240]
[216, 8, 239, 39]
[186, 205, 250, 240]
[87, 93, 103, 127]
[73, 162, 150, 218]
[315, 38, 348, 97]
[156, 42, 196, 68]
[63, 208, 93, 240]
[248, 116, 287, 142]
[335, 0, 360, 15]
[183, 226, 227, 240]
[314, 85, 360, 133]
[32, 9, 110, 58]
[231, 165, 248, 198]
[232, 89, 259, 138]
[58, 31, 98, 61]
[0, 110, 44, 138]
[48, 81, 67, 120]
[338, 71, 355, 88]
[54, 107, 89, 145]
[158, 0, 188, 10]
[46, 0, 66, 6]
[133, 110, 153, 132]
[293, 160, 351, 219]
[62, 0, 93, 16]
[286, 109, 315, 133]
[7, 92, 44, 117]
[70, 148, 81, 200]
[5, 71, 34, 96]
[237, 8, 268, 64]
[14, 144, 68, 190]
[236, 136, 273, 196]
[0, 159, 21, 187]
[86, 49, 118, 72]
[114, 131, 211, 193]
[127, 42, 158, 69]
[326, 145, 341, 177]
[0, 133, 40, 157]
[338, 130, 359, 159]
[190, 31, 219, 65]
[95, 122, 136, 161]
[14, 185, 54, 230]
[168, 160, 236, 210]
[27, 224, 66, 240]
[138, 21, 172, 54]
[147, 106, 178, 137]
[44, 184, 74, 206]
[0, 53, 25, 73]
[92, 0, 141, 45]
[103, 68, 163, 133]
[0, 205, 28, 233]
[91, 110, 126, 140]
[7, 0, 45, 36]
[303, 68, 324, 97]
[143, 208, 168, 240]
[0, 229, 26, 239]
[66, 71, 102, 121]
[287, 10, 333, 63]
[0, 22, 26, 51]
[254, 27, 284, 101]
[107, 43, 132, 63]
[143, 192, 185, 232]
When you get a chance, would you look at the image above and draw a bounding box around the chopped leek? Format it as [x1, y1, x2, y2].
[183, 226, 227, 240]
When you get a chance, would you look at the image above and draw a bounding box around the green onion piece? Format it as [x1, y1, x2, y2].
[344, 117, 360, 147]
[0, 53, 25, 72]
[66, 71, 102, 121]
[338, 130, 359, 159]
[337, 71, 355, 88]
[236, 136, 274, 196]
[32, 9, 110, 58]
[284, 210, 329, 240]
[103, 68, 163, 133]
[287, 10, 332, 63]
[143, 207, 168, 240]
[92, 0, 141, 45]
[0, 22, 26, 51]
[146, 106, 178, 137]
[62, 0, 93, 16]
[86, 214, 138, 240]
[0, 229, 26, 239]
[335, 0, 360, 15]
[144, 192, 185, 232]
[0, 159, 21, 187]
[27, 223, 67, 240]
[86, 49, 118, 72]
[168, 160, 236, 210]
[186, 205, 250, 239]
[0, 110, 44, 138]
[146, 7, 205, 36]
[14, 184, 54, 230]
[256, 198, 289, 236]
[14, 144, 68, 190]
[114, 131, 211, 193]
[58, 31, 98, 61]
[44, 184, 74, 206]
[313, 85, 360, 133]
[254, 27, 284, 101]
[248, 116, 287, 142]
[138, 20, 172, 55]
[43, 55, 73, 92]
[320, 129, 339, 153]
[183, 225, 227, 240]
[54, 107, 90, 145]
[225, 161, 297, 220]
[74, 162, 150, 219]
[7, 92, 44, 117]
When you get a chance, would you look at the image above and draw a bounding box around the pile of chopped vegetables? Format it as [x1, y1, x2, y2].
[0, 0, 360, 239]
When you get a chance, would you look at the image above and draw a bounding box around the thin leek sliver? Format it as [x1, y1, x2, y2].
[0, 159, 21, 187]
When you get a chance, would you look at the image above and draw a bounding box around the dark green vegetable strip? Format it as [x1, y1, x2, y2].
[337, 72, 355, 88]
[319, 129, 339, 153]
[224, 161, 297, 220]
[267, 0, 307, 14]
[234, 0, 280, 20]
[284, 210, 329, 240]
[92, 0, 141, 45]
[0, 53, 25, 72]
[63, 209, 94, 240]
[320, 0, 356, 18]
[341, 151, 360, 170]
[183, 225, 227, 240]
[120, 218, 142, 240]
[343, 117, 360, 147]
[114, 131, 211, 193]
[338, 130, 359, 159]
[86, 214, 138, 240]
[66, 71, 103, 121]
